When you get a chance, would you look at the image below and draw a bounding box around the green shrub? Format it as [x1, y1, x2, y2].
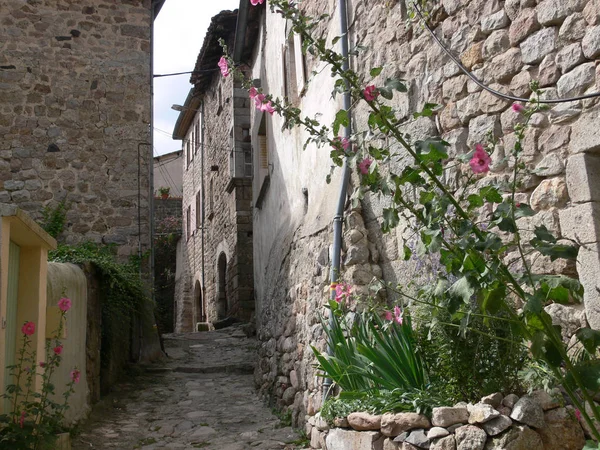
[414, 300, 527, 402]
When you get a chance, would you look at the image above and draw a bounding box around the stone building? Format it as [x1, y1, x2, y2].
[0, 0, 165, 259]
[172, 8, 260, 332]
[226, 0, 600, 432]
[154, 149, 183, 198]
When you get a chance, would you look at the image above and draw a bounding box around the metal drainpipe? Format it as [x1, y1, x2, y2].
[323, 0, 352, 401]
[201, 100, 206, 322]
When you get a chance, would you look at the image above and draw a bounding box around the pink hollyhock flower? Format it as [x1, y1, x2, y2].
[575, 409, 582, 421]
[218, 56, 229, 77]
[58, 297, 72, 312]
[21, 322, 35, 336]
[250, 0, 264, 5]
[363, 85, 378, 102]
[249, 86, 258, 99]
[261, 101, 276, 115]
[335, 283, 351, 303]
[19, 411, 25, 429]
[384, 310, 393, 321]
[512, 103, 525, 113]
[393, 305, 403, 325]
[39, 361, 46, 368]
[53, 345, 63, 355]
[254, 93, 266, 109]
[333, 137, 351, 152]
[469, 144, 491, 174]
[358, 158, 373, 175]
[70, 369, 81, 384]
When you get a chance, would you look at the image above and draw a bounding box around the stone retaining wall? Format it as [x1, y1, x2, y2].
[308, 390, 587, 450]
[252, 0, 600, 428]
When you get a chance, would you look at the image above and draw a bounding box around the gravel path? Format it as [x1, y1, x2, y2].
[72, 325, 306, 450]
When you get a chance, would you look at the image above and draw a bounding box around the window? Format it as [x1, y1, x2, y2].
[186, 206, 191, 240]
[254, 115, 270, 209]
[186, 140, 191, 169]
[282, 31, 306, 104]
[190, 130, 194, 163]
[195, 191, 201, 230]
[194, 117, 201, 154]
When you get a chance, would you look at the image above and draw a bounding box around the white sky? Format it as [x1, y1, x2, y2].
[153, 0, 240, 156]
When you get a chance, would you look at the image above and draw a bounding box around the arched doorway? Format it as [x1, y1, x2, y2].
[217, 253, 227, 319]
[194, 280, 203, 324]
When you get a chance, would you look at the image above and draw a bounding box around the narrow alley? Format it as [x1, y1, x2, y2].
[72, 325, 306, 450]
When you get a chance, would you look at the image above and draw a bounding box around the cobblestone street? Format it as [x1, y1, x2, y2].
[72, 326, 306, 450]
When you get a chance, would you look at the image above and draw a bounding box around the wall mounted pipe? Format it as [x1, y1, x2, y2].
[323, 0, 352, 401]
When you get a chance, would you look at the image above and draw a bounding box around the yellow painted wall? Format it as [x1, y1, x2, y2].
[0, 207, 56, 415]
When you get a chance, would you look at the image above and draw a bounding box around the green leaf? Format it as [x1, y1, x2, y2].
[565, 360, 600, 392]
[514, 203, 535, 219]
[447, 277, 474, 304]
[413, 103, 437, 118]
[378, 86, 393, 100]
[382, 208, 399, 233]
[332, 36, 342, 46]
[384, 78, 408, 93]
[576, 328, 600, 354]
[479, 186, 503, 204]
[333, 109, 349, 135]
[370, 67, 383, 77]
[467, 194, 484, 210]
[403, 244, 412, 261]
[531, 241, 579, 261]
[482, 285, 506, 316]
[533, 225, 557, 244]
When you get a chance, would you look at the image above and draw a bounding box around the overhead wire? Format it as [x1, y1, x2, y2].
[413, 2, 600, 104]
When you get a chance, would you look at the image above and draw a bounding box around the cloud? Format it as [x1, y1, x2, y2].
[153, 0, 240, 156]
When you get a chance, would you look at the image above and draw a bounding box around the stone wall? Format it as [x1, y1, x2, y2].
[308, 390, 586, 450]
[251, 0, 600, 431]
[0, 0, 153, 259]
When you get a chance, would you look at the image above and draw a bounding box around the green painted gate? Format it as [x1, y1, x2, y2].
[4, 241, 20, 412]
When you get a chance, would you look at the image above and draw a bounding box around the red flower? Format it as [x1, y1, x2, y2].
[469, 144, 491, 174]
[21, 322, 35, 336]
[53, 345, 63, 355]
[363, 85, 379, 102]
[250, 0, 264, 5]
[39, 361, 46, 368]
[58, 297, 72, 312]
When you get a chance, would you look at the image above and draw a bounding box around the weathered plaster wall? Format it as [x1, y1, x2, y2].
[252, 0, 600, 432]
[0, 0, 153, 258]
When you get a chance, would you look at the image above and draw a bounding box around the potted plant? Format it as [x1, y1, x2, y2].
[158, 186, 170, 199]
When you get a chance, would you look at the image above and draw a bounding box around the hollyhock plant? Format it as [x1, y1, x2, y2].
[469, 144, 491, 174]
[363, 85, 378, 102]
[57, 297, 72, 312]
[218, 56, 229, 77]
[53, 345, 63, 356]
[358, 158, 373, 175]
[21, 322, 35, 336]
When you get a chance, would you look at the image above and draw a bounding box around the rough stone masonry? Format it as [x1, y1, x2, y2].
[250, 0, 600, 436]
[0, 0, 155, 258]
